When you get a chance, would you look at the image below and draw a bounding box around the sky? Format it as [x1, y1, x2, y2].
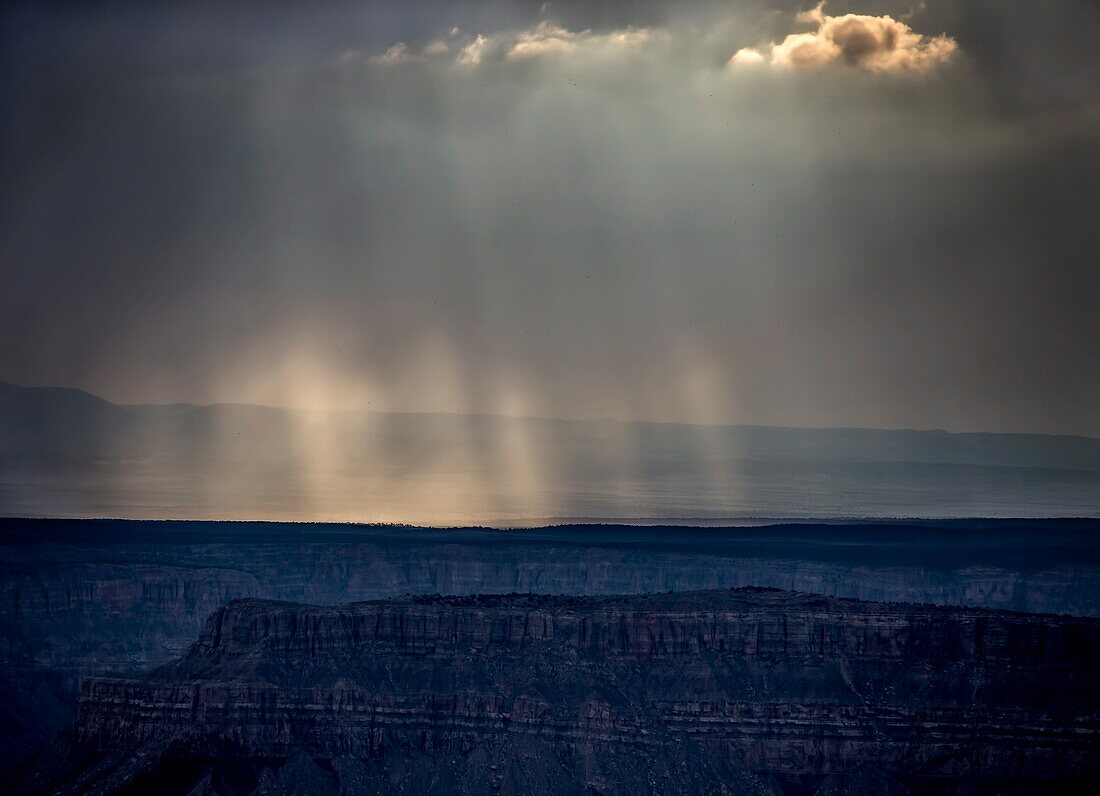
[2, 0, 1098, 435]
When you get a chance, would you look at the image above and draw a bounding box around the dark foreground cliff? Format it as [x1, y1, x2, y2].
[11, 588, 1100, 795]
[3, 518, 1099, 770]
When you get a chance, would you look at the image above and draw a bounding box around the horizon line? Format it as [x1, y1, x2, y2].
[4, 378, 1100, 442]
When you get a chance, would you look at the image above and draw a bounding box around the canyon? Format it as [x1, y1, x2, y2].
[11, 588, 1100, 794]
[2, 518, 1098, 772]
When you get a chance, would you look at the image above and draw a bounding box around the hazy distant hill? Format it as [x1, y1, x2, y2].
[1, 380, 1098, 521]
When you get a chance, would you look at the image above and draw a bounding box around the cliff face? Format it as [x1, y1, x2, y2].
[3, 519, 1099, 769]
[17, 589, 1099, 795]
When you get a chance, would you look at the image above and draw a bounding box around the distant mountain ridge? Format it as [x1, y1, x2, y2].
[2, 380, 1098, 521]
[3, 380, 1099, 468]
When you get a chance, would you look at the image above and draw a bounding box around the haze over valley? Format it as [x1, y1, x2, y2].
[4, 381, 1099, 523]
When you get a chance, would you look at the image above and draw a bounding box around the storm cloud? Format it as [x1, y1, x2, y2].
[1, 1, 1098, 435]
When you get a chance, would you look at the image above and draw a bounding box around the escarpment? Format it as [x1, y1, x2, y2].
[6, 518, 1097, 770]
[16, 588, 1100, 795]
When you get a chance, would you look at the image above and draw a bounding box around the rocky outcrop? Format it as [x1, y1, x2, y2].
[15, 589, 1099, 794]
[3, 518, 1099, 769]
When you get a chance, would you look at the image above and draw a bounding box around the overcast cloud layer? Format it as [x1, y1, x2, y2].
[2, 1, 1098, 435]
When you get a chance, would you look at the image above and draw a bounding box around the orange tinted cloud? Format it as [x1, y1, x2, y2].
[733, 2, 956, 73]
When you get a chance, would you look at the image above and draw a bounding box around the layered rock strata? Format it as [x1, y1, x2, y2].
[15, 588, 1099, 794]
[3, 518, 1099, 769]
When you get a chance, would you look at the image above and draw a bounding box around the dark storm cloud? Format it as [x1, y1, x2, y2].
[1, 1, 1097, 434]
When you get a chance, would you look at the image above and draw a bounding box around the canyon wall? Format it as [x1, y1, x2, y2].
[2, 518, 1098, 769]
[17, 589, 1100, 794]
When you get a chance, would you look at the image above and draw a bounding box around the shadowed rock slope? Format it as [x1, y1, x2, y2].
[5, 519, 1098, 770]
[11, 588, 1100, 795]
